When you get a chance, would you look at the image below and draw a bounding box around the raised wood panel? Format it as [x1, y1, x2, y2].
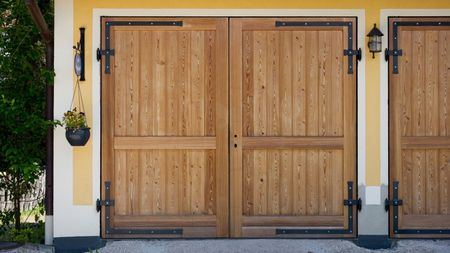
[231, 17, 356, 238]
[113, 150, 216, 216]
[390, 17, 450, 237]
[242, 149, 344, 216]
[113, 29, 216, 137]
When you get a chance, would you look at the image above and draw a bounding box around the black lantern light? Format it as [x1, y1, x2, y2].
[367, 23, 384, 58]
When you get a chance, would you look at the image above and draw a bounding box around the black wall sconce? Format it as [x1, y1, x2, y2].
[367, 23, 384, 59]
[73, 27, 85, 81]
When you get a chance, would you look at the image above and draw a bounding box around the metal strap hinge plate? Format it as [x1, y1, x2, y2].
[344, 198, 362, 211]
[96, 198, 115, 212]
[96, 48, 115, 61]
[384, 198, 403, 212]
[384, 49, 403, 61]
[344, 48, 362, 61]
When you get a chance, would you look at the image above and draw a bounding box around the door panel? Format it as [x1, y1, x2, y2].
[101, 17, 229, 238]
[389, 17, 450, 238]
[230, 18, 357, 237]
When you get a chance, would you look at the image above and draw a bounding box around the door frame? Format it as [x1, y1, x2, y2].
[380, 10, 450, 238]
[92, 9, 366, 237]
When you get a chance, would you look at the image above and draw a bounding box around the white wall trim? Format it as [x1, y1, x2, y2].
[92, 8, 366, 234]
[379, 9, 450, 186]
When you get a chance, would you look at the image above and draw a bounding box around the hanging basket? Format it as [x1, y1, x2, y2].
[65, 127, 90, 146]
[63, 43, 90, 146]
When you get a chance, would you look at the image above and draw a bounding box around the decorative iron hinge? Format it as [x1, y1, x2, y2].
[96, 199, 115, 212]
[344, 197, 362, 212]
[96, 48, 115, 61]
[384, 48, 403, 71]
[344, 48, 362, 62]
[99, 181, 183, 236]
[275, 21, 358, 74]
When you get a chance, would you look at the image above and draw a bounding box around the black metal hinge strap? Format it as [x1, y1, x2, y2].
[100, 20, 182, 74]
[276, 181, 356, 235]
[275, 21, 358, 74]
[344, 49, 362, 62]
[96, 199, 115, 212]
[387, 21, 450, 74]
[100, 181, 183, 236]
[387, 181, 450, 234]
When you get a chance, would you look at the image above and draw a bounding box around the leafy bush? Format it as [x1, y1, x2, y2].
[6, 222, 44, 244]
[0, 0, 54, 230]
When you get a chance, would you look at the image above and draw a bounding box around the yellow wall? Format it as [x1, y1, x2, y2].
[72, 0, 450, 204]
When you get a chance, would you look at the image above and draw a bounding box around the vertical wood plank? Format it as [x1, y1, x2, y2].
[243, 150, 254, 215]
[190, 31, 206, 136]
[166, 31, 179, 136]
[139, 151, 153, 215]
[127, 150, 139, 214]
[425, 31, 439, 137]
[266, 31, 280, 215]
[204, 150, 216, 215]
[139, 31, 154, 136]
[125, 31, 140, 136]
[412, 150, 426, 214]
[152, 31, 167, 136]
[331, 31, 343, 136]
[204, 31, 216, 137]
[267, 150, 281, 214]
[402, 150, 413, 215]
[439, 31, 450, 136]
[280, 31, 293, 215]
[253, 31, 267, 137]
[426, 150, 439, 214]
[411, 31, 426, 137]
[242, 31, 254, 137]
[439, 150, 450, 215]
[400, 31, 412, 137]
[292, 31, 307, 215]
[165, 150, 180, 214]
[305, 31, 319, 215]
[178, 31, 190, 136]
[114, 31, 130, 136]
[114, 150, 127, 215]
[153, 150, 166, 214]
[253, 150, 268, 215]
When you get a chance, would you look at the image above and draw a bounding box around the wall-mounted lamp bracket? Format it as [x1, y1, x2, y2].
[74, 27, 85, 81]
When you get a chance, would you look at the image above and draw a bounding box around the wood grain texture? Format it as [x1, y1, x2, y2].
[230, 17, 356, 238]
[102, 17, 228, 238]
[390, 17, 450, 237]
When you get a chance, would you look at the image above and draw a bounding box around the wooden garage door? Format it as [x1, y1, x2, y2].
[101, 18, 229, 238]
[389, 17, 450, 237]
[230, 18, 357, 237]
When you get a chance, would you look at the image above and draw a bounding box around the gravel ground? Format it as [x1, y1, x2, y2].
[1, 239, 449, 253]
[95, 239, 450, 253]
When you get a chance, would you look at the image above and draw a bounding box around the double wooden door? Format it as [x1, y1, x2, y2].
[388, 17, 450, 238]
[101, 17, 357, 238]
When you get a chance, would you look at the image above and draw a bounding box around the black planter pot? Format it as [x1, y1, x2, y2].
[65, 127, 90, 146]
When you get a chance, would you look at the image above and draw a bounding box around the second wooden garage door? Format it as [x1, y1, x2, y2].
[230, 18, 357, 237]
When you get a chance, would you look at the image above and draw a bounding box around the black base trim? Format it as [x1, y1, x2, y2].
[355, 235, 392, 249]
[54, 236, 105, 253]
[275, 181, 356, 235]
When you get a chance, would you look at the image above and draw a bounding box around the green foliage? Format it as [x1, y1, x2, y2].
[63, 107, 87, 130]
[0, 0, 55, 230]
[3, 221, 44, 244]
